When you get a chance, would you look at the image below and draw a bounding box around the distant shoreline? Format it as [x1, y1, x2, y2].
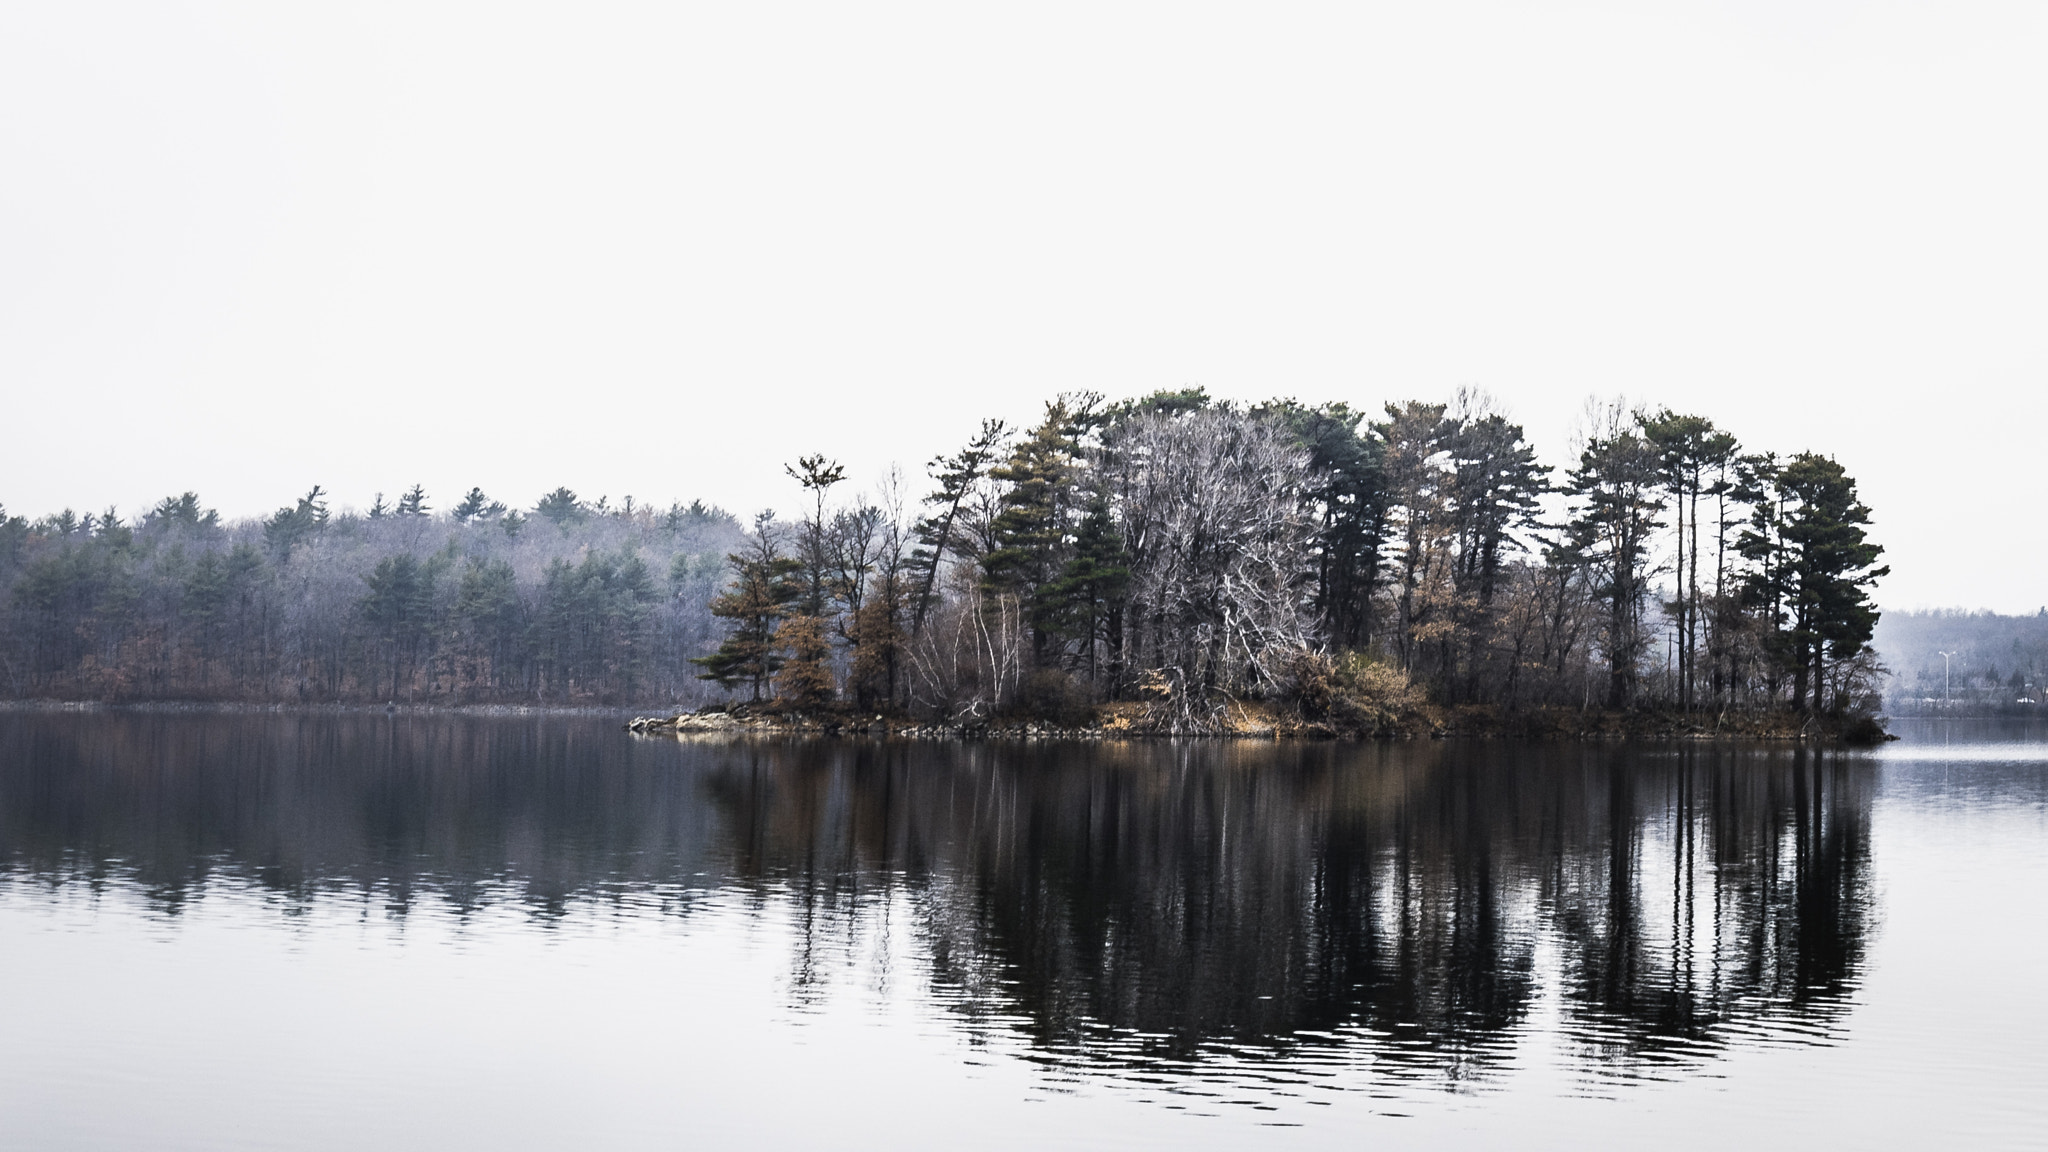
[0, 699, 634, 718]
[627, 704, 1896, 744]
[1, 698, 1902, 743]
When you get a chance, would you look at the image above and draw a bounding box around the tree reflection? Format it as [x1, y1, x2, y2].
[0, 713, 1872, 1085]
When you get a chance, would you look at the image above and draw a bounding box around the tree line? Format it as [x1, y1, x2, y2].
[1, 388, 1888, 721]
[693, 388, 1888, 725]
[1875, 608, 2048, 714]
[0, 486, 745, 704]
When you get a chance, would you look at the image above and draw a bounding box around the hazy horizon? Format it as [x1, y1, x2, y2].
[5, 2, 2043, 611]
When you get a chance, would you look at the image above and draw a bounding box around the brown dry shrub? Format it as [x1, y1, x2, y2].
[1285, 649, 1427, 734]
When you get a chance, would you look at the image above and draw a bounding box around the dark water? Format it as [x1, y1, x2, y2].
[2, 714, 2044, 1150]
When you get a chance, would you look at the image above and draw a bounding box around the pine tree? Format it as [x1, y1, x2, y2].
[909, 419, 1007, 634]
[1255, 400, 1388, 652]
[396, 485, 430, 517]
[983, 397, 1092, 660]
[452, 488, 492, 523]
[1767, 453, 1888, 714]
[535, 487, 584, 526]
[454, 558, 521, 694]
[263, 486, 329, 559]
[1443, 401, 1549, 700]
[1643, 411, 1740, 712]
[1377, 401, 1454, 676]
[1565, 408, 1666, 708]
[783, 455, 846, 618]
[692, 514, 801, 701]
[1042, 496, 1131, 688]
[146, 493, 220, 531]
[361, 554, 442, 699]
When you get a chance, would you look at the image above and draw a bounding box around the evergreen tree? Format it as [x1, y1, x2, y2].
[983, 397, 1093, 660]
[454, 558, 522, 694]
[1255, 400, 1388, 652]
[692, 514, 802, 701]
[263, 486, 329, 559]
[1443, 401, 1549, 699]
[909, 418, 1007, 634]
[451, 488, 493, 523]
[0, 506, 29, 574]
[1101, 385, 1209, 424]
[535, 487, 584, 526]
[1565, 409, 1666, 708]
[1758, 453, 1888, 713]
[361, 554, 442, 699]
[1042, 496, 1131, 688]
[1376, 401, 1455, 676]
[396, 485, 430, 517]
[783, 454, 846, 618]
[145, 493, 220, 531]
[1643, 411, 1740, 712]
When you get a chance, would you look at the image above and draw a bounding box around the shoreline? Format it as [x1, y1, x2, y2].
[628, 704, 1897, 744]
[0, 698, 1898, 743]
[0, 699, 635, 718]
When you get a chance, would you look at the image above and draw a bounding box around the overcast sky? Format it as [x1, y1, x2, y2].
[3, 1, 2043, 611]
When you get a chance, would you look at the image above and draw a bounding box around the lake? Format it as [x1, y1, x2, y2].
[2, 712, 2044, 1150]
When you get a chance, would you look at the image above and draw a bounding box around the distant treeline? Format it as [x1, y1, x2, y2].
[0, 487, 745, 705]
[1, 388, 1889, 721]
[1876, 609, 2048, 714]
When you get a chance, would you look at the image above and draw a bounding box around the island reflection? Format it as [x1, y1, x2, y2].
[0, 712, 1872, 1086]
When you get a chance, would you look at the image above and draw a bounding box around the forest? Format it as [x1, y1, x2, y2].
[1874, 609, 2048, 715]
[0, 389, 1889, 730]
[0, 487, 745, 707]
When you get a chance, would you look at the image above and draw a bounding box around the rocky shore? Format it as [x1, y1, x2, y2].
[626, 703, 1893, 744]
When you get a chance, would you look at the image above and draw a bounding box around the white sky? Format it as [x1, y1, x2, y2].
[2, 2, 2043, 611]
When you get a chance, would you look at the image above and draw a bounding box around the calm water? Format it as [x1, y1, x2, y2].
[2, 714, 2044, 1150]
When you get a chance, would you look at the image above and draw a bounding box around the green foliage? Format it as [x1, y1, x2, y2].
[910, 418, 1008, 632]
[1743, 453, 1888, 712]
[1102, 385, 1209, 425]
[452, 488, 502, 523]
[263, 486, 329, 558]
[1041, 497, 1129, 677]
[146, 493, 220, 532]
[1446, 409, 1548, 604]
[1258, 400, 1389, 649]
[0, 391, 1888, 726]
[784, 455, 847, 617]
[983, 397, 1094, 653]
[455, 557, 520, 629]
[665, 500, 737, 535]
[361, 553, 445, 697]
[1565, 414, 1666, 707]
[535, 487, 584, 526]
[693, 515, 802, 700]
[0, 505, 29, 572]
[533, 548, 661, 700]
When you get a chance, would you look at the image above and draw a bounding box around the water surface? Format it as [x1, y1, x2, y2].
[2, 714, 2043, 1150]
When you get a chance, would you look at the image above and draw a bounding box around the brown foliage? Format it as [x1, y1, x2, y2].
[772, 614, 836, 709]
